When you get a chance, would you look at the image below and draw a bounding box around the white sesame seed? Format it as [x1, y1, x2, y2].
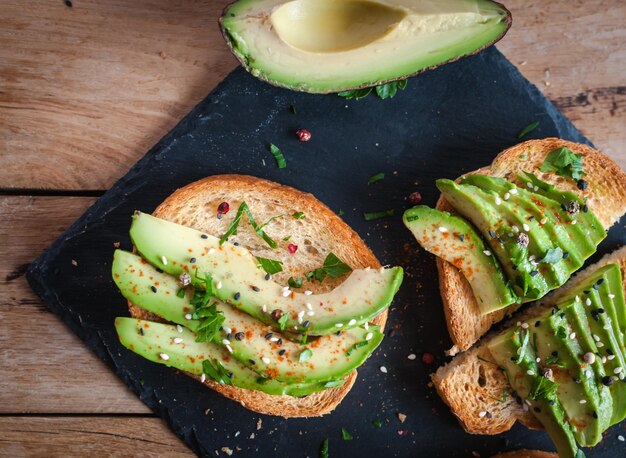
[176, 325, 183, 333]
[270, 337, 279, 342]
[306, 303, 313, 310]
[380, 366, 388, 374]
[159, 352, 170, 361]
[226, 345, 233, 353]
[570, 332, 576, 339]
[184, 313, 192, 320]
[585, 298, 592, 306]
[307, 311, 315, 316]
[365, 332, 374, 341]
[208, 248, 216, 254]
[503, 192, 511, 200]
[512, 226, 520, 233]
[580, 399, 587, 404]
[282, 286, 290, 292]
[604, 324, 612, 330]
[615, 367, 623, 374]
[529, 254, 536, 262]
[602, 356, 608, 363]
[533, 186, 539, 192]
[540, 217, 547, 225]
[297, 310, 305, 319]
[618, 435, 625, 442]
[173, 337, 183, 344]
[527, 182, 533, 189]
[536, 357, 541, 363]
[585, 370, 592, 378]
[527, 370, 534, 376]
[593, 334, 600, 342]
[510, 188, 518, 194]
[608, 355, 615, 361]
[571, 220, 577, 225]
[522, 403, 529, 412]
[478, 411, 487, 418]
[583, 352, 596, 364]
[508, 232, 514, 238]
[216, 281, 223, 289]
[364, 322, 369, 330]
[262, 304, 267, 313]
[223, 327, 232, 335]
[597, 341, 605, 348]
[304, 290, 313, 296]
[262, 356, 270, 364]
[348, 319, 357, 326]
[282, 290, 291, 297]
[620, 373, 626, 380]
[336, 323, 343, 328]
[523, 223, 530, 232]
[222, 339, 230, 346]
[521, 322, 529, 329]
[200, 373, 206, 383]
[495, 196, 502, 205]
[483, 250, 492, 256]
[525, 399, 532, 406]
[408, 354, 416, 360]
[438, 226, 448, 233]
[609, 294, 616, 299]
[161, 255, 168, 265]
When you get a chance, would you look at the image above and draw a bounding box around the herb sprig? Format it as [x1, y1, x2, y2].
[539, 147, 585, 181]
[306, 252, 352, 283]
[220, 201, 277, 248]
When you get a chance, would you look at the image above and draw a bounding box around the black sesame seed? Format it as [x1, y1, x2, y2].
[548, 400, 556, 406]
[530, 270, 539, 277]
[227, 372, 233, 379]
[217, 213, 222, 220]
[489, 230, 496, 238]
[150, 286, 157, 293]
[591, 311, 600, 322]
[577, 179, 588, 191]
[156, 268, 164, 273]
[278, 349, 286, 356]
[583, 205, 589, 213]
[592, 411, 598, 419]
[598, 308, 605, 314]
[597, 278, 605, 285]
[251, 285, 260, 292]
[459, 234, 465, 242]
[563, 251, 570, 259]
[584, 290, 590, 295]
[234, 242, 239, 246]
[561, 203, 568, 212]
[602, 375, 615, 386]
[277, 339, 283, 346]
[226, 333, 233, 340]
[528, 215, 535, 221]
[486, 412, 493, 419]
[234, 332, 245, 341]
[234, 292, 241, 300]
[303, 320, 311, 328]
[201, 234, 208, 239]
[607, 348, 614, 356]
[336, 331, 342, 336]
[265, 273, 271, 281]
[552, 351, 559, 357]
[139, 327, 144, 336]
[265, 333, 273, 339]
[573, 377, 581, 384]
[533, 407, 541, 413]
[249, 359, 256, 365]
[189, 257, 196, 264]
[510, 357, 517, 362]
[560, 312, 566, 319]
[593, 283, 600, 290]
[535, 321, 541, 327]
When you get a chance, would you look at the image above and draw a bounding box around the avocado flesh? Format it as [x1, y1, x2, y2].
[597, 264, 626, 351]
[113, 250, 384, 384]
[488, 328, 580, 458]
[517, 173, 605, 246]
[460, 174, 592, 270]
[220, 0, 510, 93]
[128, 212, 403, 336]
[437, 178, 549, 301]
[402, 205, 517, 313]
[115, 317, 333, 397]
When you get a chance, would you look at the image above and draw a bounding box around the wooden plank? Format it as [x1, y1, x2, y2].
[1, 0, 624, 190]
[0, 196, 149, 413]
[0, 417, 193, 456]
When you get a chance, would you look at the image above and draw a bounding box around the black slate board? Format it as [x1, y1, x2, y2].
[27, 47, 626, 457]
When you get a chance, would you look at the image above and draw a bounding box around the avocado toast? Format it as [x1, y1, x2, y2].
[113, 175, 402, 417]
[404, 139, 626, 353]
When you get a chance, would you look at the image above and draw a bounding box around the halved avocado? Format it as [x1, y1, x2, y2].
[112, 251, 384, 384]
[219, 0, 511, 93]
[128, 212, 402, 336]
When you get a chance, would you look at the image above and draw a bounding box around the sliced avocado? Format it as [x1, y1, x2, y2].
[220, 0, 511, 93]
[128, 212, 403, 336]
[596, 264, 626, 351]
[437, 178, 549, 301]
[488, 327, 581, 458]
[402, 205, 517, 313]
[113, 250, 384, 384]
[460, 174, 592, 270]
[115, 317, 334, 397]
[517, 172, 605, 246]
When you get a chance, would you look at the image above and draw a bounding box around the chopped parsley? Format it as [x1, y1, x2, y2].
[346, 341, 368, 356]
[277, 313, 289, 331]
[488, 388, 508, 403]
[306, 252, 352, 283]
[220, 201, 277, 248]
[517, 121, 539, 139]
[288, 276, 303, 288]
[299, 348, 313, 363]
[545, 353, 563, 367]
[320, 438, 329, 458]
[256, 256, 283, 274]
[202, 359, 232, 385]
[529, 375, 558, 401]
[292, 211, 305, 219]
[283, 235, 291, 241]
[363, 209, 394, 221]
[372, 420, 383, 428]
[269, 143, 287, 169]
[540, 247, 564, 264]
[338, 209, 345, 216]
[338, 80, 408, 100]
[341, 428, 353, 440]
[300, 333, 308, 345]
[539, 147, 585, 181]
[176, 287, 186, 298]
[368, 172, 385, 185]
[193, 302, 225, 343]
[516, 329, 530, 363]
[338, 87, 373, 100]
[556, 326, 567, 339]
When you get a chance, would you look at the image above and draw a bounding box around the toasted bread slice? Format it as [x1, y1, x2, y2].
[432, 245, 626, 435]
[436, 138, 626, 353]
[128, 174, 386, 418]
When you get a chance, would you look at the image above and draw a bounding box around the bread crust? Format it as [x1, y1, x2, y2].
[491, 451, 557, 458]
[128, 174, 386, 417]
[436, 139, 626, 352]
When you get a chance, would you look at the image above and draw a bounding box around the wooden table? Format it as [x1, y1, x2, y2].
[1, 0, 624, 455]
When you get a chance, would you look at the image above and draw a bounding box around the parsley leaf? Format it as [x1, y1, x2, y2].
[516, 329, 530, 363]
[517, 121, 539, 139]
[202, 359, 232, 385]
[556, 326, 567, 339]
[306, 252, 352, 283]
[363, 209, 394, 221]
[299, 348, 313, 363]
[540, 247, 564, 264]
[300, 333, 308, 345]
[372, 420, 382, 428]
[176, 287, 186, 298]
[368, 172, 385, 185]
[292, 211, 305, 219]
[269, 143, 286, 169]
[545, 353, 564, 367]
[539, 147, 585, 180]
[529, 376, 558, 401]
[194, 302, 225, 343]
[219, 201, 277, 248]
[256, 256, 283, 275]
[323, 379, 345, 388]
[288, 276, 303, 288]
[341, 428, 353, 440]
[338, 87, 372, 100]
[277, 313, 289, 331]
[320, 438, 329, 458]
[375, 80, 407, 99]
[346, 341, 368, 356]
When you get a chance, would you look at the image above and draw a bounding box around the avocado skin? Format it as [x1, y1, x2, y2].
[402, 205, 517, 313]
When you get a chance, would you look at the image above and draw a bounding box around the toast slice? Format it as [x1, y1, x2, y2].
[432, 245, 626, 436]
[436, 138, 626, 353]
[128, 174, 386, 418]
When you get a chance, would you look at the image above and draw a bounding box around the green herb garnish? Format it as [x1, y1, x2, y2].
[368, 173, 385, 185]
[346, 341, 368, 356]
[324, 379, 345, 388]
[256, 256, 283, 274]
[338, 209, 345, 216]
[202, 359, 232, 385]
[556, 326, 567, 339]
[320, 438, 329, 458]
[477, 355, 504, 370]
[299, 348, 313, 363]
[277, 313, 289, 331]
[517, 121, 539, 139]
[338, 80, 408, 101]
[288, 276, 303, 288]
[176, 287, 186, 298]
[540, 247, 564, 264]
[529, 376, 558, 401]
[372, 420, 382, 428]
[338, 87, 373, 100]
[488, 388, 508, 403]
[363, 209, 394, 221]
[545, 353, 563, 366]
[283, 235, 291, 241]
[269, 143, 286, 169]
[194, 302, 225, 343]
[306, 252, 352, 283]
[341, 428, 353, 441]
[516, 329, 530, 364]
[539, 147, 585, 181]
[300, 333, 308, 345]
[292, 211, 305, 219]
[220, 201, 277, 248]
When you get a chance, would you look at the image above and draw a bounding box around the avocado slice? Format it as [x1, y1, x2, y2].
[517, 172, 605, 246]
[460, 174, 593, 270]
[115, 317, 334, 397]
[437, 178, 549, 300]
[402, 205, 517, 313]
[112, 251, 384, 384]
[128, 212, 403, 336]
[219, 0, 511, 93]
[488, 327, 581, 458]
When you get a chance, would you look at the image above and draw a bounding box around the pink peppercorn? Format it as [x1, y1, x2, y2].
[287, 243, 298, 254]
[217, 202, 230, 214]
[422, 352, 435, 365]
[408, 192, 422, 205]
[296, 129, 311, 142]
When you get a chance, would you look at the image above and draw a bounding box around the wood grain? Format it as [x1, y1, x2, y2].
[0, 0, 624, 191]
[0, 196, 149, 413]
[0, 417, 192, 456]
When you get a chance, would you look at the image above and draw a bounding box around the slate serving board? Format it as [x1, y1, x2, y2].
[27, 47, 626, 457]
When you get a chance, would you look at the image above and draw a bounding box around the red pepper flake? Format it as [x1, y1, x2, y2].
[408, 191, 422, 205]
[422, 352, 435, 365]
[287, 243, 298, 254]
[397, 428, 409, 437]
[217, 202, 230, 215]
[296, 129, 311, 142]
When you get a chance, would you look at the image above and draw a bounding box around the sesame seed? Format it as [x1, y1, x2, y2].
[586, 298, 592, 306]
[593, 334, 600, 342]
[226, 345, 233, 353]
[527, 182, 533, 189]
[184, 313, 192, 320]
[619, 435, 625, 442]
[570, 332, 576, 339]
[201, 234, 208, 239]
[261, 304, 267, 313]
[380, 366, 388, 373]
[604, 324, 612, 330]
[223, 327, 232, 334]
[615, 367, 623, 374]
[510, 188, 518, 194]
[161, 256, 168, 265]
[503, 192, 511, 200]
[307, 311, 315, 316]
[540, 217, 547, 225]
[348, 319, 357, 326]
[533, 186, 539, 192]
[579, 400, 587, 404]
[608, 355, 615, 361]
[522, 403, 529, 412]
[365, 332, 374, 341]
[536, 357, 541, 363]
[278, 349, 286, 356]
[150, 285, 157, 293]
[609, 293, 616, 299]
[282, 290, 291, 297]
[189, 257, 196, 264]
[264, 333, 273, 340]
[174, 337, 183, 344]
[408, 354, 416, 360]
[216, 281, 223, 289]
[270, 337, 279, 342]
[483, 250, 492, 256]
[620, 373, 625, 380]
[305, 303, 312, 310]
[597, 342, 605, 348]
[262, 356, 270, 364]
[265, 273, 271, 281]
[521, 322, 529, 329]
[222, 339, 231, 346]
[159, 353, 169, 361]
[438, 226, 448, 233]
[478, 411, 487, 418]
[200, 373, 206, 383]
[584, 352, 596, 364]
[304, 290, 313, 296]
[297, 310, 305, 319]
[512, 226, 520, 233]
[495, 196, 502, 205]
[364, 322, 369, 330]
[336, 323, 343, 328]
[303, 320, 310, 328]
[527, 370, 534, 376]
[176, 325, 183, 333]
[233, 292, 241, 300]
[251, 285, 260, 292]
[208, 248, 215, 254]
[282, 286, 290, 291]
